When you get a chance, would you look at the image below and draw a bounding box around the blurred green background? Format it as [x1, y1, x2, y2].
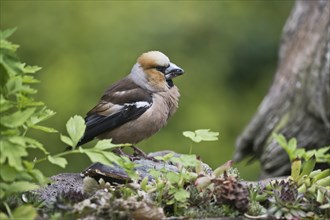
[1, 1, 293, 180]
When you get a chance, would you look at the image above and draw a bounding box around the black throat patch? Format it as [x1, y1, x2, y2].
[166, 79, 174, 88]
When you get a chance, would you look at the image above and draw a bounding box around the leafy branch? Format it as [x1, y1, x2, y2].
[0, 28, 136, 219]
[1, 28, 57, 219]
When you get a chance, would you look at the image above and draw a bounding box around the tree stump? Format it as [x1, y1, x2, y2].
[234, 0, 330, 178]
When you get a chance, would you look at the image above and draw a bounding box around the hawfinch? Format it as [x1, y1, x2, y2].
[77, 51, 184, 147]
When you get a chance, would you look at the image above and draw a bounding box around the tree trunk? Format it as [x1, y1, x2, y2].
[234, 0, 330, 179]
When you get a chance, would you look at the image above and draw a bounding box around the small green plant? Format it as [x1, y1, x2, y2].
[246, 134, 330, 219]
[183, 129, 219, 154]
[137, 130, 220, 215]
[272, 133, 330, 163]
[273, 134, 329, 197]
[244, 135, 329, 219]
[144, 152, 199, 215]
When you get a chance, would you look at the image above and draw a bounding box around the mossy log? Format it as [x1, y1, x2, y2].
[234, 0, 330, 178]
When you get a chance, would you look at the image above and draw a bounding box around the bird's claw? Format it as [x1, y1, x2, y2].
[129, 146, 159, 162]
[112, 146, 160, 162]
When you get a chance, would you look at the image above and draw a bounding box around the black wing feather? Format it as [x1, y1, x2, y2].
[77, 104, 150, 146]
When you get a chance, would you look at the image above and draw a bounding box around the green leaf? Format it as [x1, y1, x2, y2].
[84, 150, 112, 165]
[316, 176, 330, 187]
[0, 28, 17, 40]
[0, 128, 20, 136]
[273, 133, 287, 148]
[273, 134, 297, 161]
[195, 129, 219, 141]
[0, 164, 17, 181]
[160, 152, 175, 161]
[17, 94, 44, 108]
[312, 169, 330, 182]
[22, 75, 40, 83]
[8, 136, 26, 146]
[140, 176, 149, 191]
[180, 154, 198, 167]
[29, 124, 58, 133]
[7, 136, 48, 153]
[213, 160, 233, 177]
[60, 134, 73, 147]
[183, 129, 219, 143]
[1, 54, 21, 78]
[5, 76, 23, 95]
[0, 40, 19, 54]
[287, 138, 298, 159]
[183, 131, 202, 143]
[315, 146, 330, 155]
[299, 155, 316, 177]
[82, 143, 124, 167]
[66, 115, 86, 148]
[28, 168, 48, 184]
[0, 212, 8, 220]
[23, 161, 35, 170]
[22, 65, 41, 74]
[24, 137, 48, 153]
[288, 138, 297, 150]
[316, 189, 325, 203]
[20, 85, 37, 94]
[29, 107, 56, 125]
[155, 152, 175, 162]
[296, 148, 306, 159]
[2, 181, 39, 195]
[166, 172, 180, 183]
[12, 205, 37, 220]
[291, 158, 302, 182]
[149, 169, 162, 179]
[0, 189, 5, 200]
[0, 182, 9, 191]
[0, 95, 14, 112]
[15, 171, 33, 182]
[100, 151, 122, 165]
[0, 108, 36, 128]
[0, 140, 27, 170]
[94, 139, 121, 150]
[314, 146, 330, 163]
[172, 188, 190, 203]
[170, 154, 198, 167]
[47, 156, 68, 168]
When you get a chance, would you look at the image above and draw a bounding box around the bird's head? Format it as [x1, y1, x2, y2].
[130, 51, 184, 92]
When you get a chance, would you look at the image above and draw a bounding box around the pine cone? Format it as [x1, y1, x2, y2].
[212, 173, 249, 212]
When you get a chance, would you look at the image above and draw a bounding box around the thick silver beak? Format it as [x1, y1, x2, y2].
[165, 62, 184, 80]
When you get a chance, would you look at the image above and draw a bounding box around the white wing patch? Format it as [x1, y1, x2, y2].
[136, 101, 152, 108]
[114, 91, 127, 96]
[125, 101, 151, 108]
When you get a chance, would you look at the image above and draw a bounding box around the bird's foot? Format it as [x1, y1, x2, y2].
[132, 146, 148, 158]
[130, 146, 158, 162]
[113, 146, 158, 162]
[113, 147, 130, 158]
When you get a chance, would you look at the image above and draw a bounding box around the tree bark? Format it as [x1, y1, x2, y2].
[234, 0, 330, 179]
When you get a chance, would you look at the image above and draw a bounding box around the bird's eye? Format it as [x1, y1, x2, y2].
[155, 66, 167, 73]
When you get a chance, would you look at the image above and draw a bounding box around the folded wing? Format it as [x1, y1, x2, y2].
[77, 77, 153, 146]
